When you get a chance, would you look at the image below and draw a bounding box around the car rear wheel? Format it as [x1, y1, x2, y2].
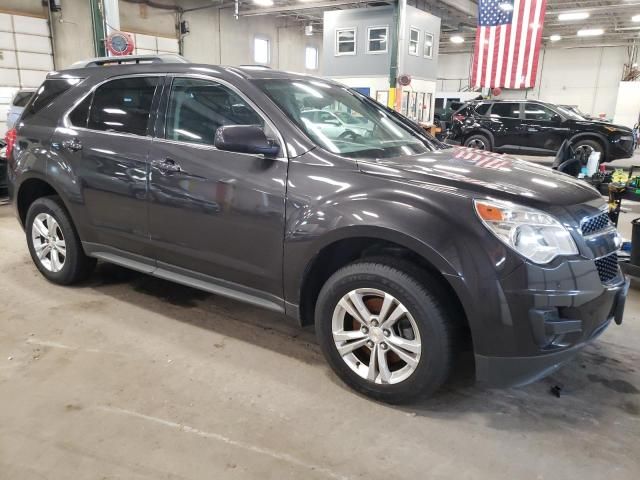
[315, 260, 458, 403]
[573, 139, 604, 163]
[26, 196, 96, 285]
[464, 134, 491, 151]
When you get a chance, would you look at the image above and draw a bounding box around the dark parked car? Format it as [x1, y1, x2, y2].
[449, 99, 634, 162]
[6, 62, 628, 403]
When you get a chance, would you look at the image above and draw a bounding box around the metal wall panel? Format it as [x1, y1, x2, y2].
[0, 13, 52, 134]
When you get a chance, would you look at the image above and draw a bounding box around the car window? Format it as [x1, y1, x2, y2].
[13, 91, 33, 107]
[165, 77, 264, 146]
[490, 102, 520, 119]
[88, 77, 159, 136]
[21, 79, 78, 122]
[68, 94, 93, 128]
[256, 79, 433, 159]
[524, 103, 557, 121]
[317, 111, 339, 124]
[474, 103, 491, 115]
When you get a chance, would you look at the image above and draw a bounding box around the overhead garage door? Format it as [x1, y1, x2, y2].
[0, 13, 53, 136]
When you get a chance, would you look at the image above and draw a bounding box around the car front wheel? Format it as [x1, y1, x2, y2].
[573, 139, 605, 163]
[315, 260, 458, 403]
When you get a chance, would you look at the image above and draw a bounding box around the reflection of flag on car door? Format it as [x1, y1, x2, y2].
[472, 0, 547, 89]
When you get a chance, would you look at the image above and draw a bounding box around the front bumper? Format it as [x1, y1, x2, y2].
[608, 135, 634, 161]
[476, 277, 629, 388]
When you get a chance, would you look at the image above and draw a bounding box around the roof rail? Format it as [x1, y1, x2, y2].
[238, 64, 273, 69]
[66, 54, 189, 69]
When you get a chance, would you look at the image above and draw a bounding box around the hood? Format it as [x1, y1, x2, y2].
[358, 146, 601, 206]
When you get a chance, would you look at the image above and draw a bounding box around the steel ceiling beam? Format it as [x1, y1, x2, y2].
[239, 1, 390, 17]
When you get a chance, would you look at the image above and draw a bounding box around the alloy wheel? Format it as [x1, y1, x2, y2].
[31, 213, 66, 273]
[575, 144, 595, 158]
[467, 139, 487, 150]
[331, 288, 422, 385]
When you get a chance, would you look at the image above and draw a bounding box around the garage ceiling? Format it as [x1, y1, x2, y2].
[182, 0, 640, 52]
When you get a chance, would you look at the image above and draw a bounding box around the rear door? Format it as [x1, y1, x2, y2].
[52, 75, 162, 258]
[486, 102, 522, 153]
[147, 76, 288, 304]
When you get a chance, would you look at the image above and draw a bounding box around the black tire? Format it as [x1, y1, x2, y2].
[315, 259, 459, 403]
[464, 134, 491, 151]
[25, 196, 96, 285]
[572, 138, 605, 164]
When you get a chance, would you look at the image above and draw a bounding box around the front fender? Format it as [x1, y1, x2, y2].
[569, 131, 610, 158]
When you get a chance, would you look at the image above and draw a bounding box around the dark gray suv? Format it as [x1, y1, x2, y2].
[6, 62, 628, 403]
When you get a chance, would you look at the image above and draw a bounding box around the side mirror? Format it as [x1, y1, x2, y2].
[214, 125, 280, 157]
[551, 114, 563, 123]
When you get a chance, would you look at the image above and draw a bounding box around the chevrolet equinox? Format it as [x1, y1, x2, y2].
[6, 63, 628, 403]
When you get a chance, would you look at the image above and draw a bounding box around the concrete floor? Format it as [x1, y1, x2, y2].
[1, 187, 640, 479]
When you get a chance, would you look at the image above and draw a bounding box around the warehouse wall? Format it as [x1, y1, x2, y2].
[182, 6, 322, 73]
[438, 46, 627, 119]
[0, 0, 45, 17]
[50, 0, 94, 68]
[119, 0, 177, 38]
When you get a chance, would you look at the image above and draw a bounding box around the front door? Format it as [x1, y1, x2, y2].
[148, 76, 288, 301]
[520, 102, 568, 155]
[52, 75, 161, 257]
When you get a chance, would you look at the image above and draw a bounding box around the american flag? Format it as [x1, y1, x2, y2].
[472, 0, 547, 89]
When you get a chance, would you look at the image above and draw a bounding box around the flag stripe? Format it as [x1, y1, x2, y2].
[526, 0, 547, 87]
[505, 0, 521, 88]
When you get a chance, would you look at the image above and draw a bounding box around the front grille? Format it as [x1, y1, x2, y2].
[595, 253, 619, 283]
[581, 212, 611, 236]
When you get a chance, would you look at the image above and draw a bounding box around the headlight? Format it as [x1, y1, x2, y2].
[474, 199, 578, 264]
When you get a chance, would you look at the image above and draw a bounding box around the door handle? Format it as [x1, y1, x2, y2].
[152, 158, 182, 174]
[61, 138, 82, 151]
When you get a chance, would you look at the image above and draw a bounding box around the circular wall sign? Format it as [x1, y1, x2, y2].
[105, 32, 135, 56]
[398, 74, 412, 86]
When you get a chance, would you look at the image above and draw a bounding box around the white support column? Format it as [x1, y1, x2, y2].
[103, 0, 120, 36]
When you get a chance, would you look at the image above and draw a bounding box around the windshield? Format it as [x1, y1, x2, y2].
[556, 105, 585, 121]
[255, 79, 433, 159]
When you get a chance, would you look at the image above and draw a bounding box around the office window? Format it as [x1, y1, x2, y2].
[409, 27, 419, 56]
[424, 32, 434, 58]
[254, 37, 270, 64]
[367, 26, 388, 53]
[336, 27, 356, 55]
[305, 46, 318, 70]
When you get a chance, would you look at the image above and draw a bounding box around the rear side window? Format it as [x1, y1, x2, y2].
[12, 91, 33, 107]
[69, 94, 92, 128]
[21, 79, 78, 121]
[88, 77, 159, 136]
[474, 103, 491, 115]
[490, 102, 520, 119]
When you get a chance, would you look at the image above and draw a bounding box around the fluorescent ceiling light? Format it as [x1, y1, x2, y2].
[253, 0, 274, 6]
[577, 28, 604, 36]
[633, 14, 640, 22]
[549, 34, 562, 41]
[450, 35, 465, 44]
[558, 12, 590, 21]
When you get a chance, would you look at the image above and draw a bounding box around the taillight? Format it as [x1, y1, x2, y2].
[4, 128, 17, 160]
